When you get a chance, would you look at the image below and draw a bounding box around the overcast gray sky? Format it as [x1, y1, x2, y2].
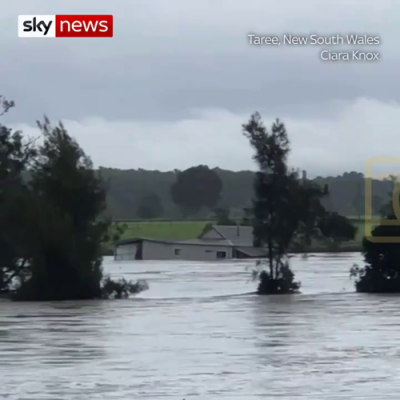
[1, 0, 398, 176]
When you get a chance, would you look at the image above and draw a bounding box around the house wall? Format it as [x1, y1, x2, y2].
[114, 243, 137, 260]
[142, 240, 233, 261]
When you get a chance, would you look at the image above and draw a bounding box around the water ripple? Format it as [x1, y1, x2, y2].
[2, 253, 400, 398]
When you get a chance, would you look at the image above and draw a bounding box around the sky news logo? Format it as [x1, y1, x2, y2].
[18, 15, 113, 38]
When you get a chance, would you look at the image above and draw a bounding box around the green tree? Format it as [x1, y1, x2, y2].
[0, 97, 36, 294]
[351, 222, 400, 292]
[14, 118, 108, 300]
[13, 118, 146, 301]
[136, 192, 164, 219]
[351, 183, 400, 293]
[243, 113, 347, 294]
[0, 96, 14, 116]
[318, 212, 357, 251]
[97, 166, 393, 221]
[213, 206, 235, 225]
[243, 113, 302, 294]
[170, 165, 222, 217]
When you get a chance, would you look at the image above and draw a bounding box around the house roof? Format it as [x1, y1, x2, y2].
[115, 237, 175, 246]
[179, 238, 233, 246]
[204, 225, 254, 247]
[116, 224, 255, 248]
[115, 237, 234, 247]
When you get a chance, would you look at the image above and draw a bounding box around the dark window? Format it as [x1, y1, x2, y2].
[216, 251, 226, 259]
[174, 249, 181, 256]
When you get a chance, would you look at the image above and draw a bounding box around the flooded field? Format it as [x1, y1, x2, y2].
[1, 253, 399, 399]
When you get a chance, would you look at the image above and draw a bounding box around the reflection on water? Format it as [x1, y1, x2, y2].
[2, 253, 400, 398]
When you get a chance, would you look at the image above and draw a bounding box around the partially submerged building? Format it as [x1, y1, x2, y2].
[114, 224, 268, 261]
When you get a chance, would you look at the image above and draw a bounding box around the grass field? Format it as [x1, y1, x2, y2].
[101, 217, 382, 256]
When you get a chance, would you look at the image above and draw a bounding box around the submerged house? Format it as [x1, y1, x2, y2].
[114, 224, 269, 261]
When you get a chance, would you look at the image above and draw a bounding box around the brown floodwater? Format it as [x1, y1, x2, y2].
[1, 253, 399, 399]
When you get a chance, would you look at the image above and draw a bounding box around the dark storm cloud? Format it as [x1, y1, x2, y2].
[2, 0, 400, 174]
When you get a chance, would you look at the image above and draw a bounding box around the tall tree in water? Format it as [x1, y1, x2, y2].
[170, 165, 222, 217]
[14, 118, 109, 300]
[351, 177, 400, 293]
[243, 113, 353, 294]
[0, 99, 147, 300]
[14, 118, 147, 300]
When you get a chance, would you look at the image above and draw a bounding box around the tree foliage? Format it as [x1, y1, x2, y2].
[170, 165, 222, 217]
[318, 212, 358, 250]
[351, 222, 400, 293]
[97, 167, 392, 221]
[0, 97, 38, 293]
[243, 112, 355, 295]
[243, 113, 302, 294]
[102, 276, 148, 299]
[351, 185, 400, 293]
[213, 206, 235, 225]
[136, 192, 164, 219]
[14, 118, 110, 300]
[0, 99, 147, 301]
[0, 95, 15, 116]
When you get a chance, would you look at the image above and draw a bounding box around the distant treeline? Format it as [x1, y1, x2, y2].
[102, 168, 392, 220]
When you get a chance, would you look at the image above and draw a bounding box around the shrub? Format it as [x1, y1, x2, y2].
[350, 223, 400, 292]
[252, 259, 300, 295]
[101, 276, 149, 299]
